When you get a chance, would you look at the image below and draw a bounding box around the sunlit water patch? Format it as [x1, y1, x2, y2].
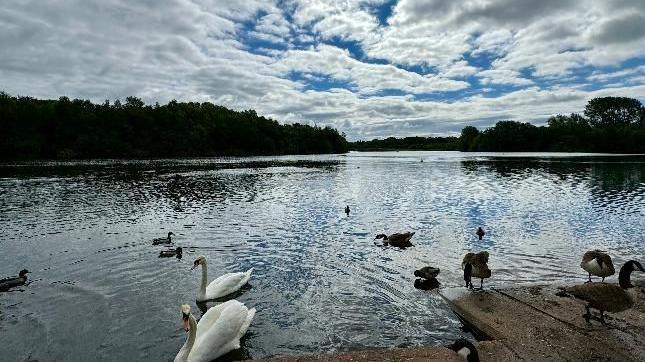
[0, 152, 643, 361]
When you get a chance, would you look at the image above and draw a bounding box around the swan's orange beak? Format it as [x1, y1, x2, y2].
[182, 315, 190, 332]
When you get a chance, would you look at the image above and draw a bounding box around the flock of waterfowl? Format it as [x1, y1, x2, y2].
[149, 233, 256, 361]
[393, 227, 643, 327]
[2, 214, 643, 362]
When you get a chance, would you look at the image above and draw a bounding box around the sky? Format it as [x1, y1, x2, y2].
[1, 0, 645, 140]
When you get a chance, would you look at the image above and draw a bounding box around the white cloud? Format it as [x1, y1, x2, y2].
[0, 0, 644, 141]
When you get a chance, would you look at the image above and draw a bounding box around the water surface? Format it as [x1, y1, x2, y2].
[1, 152, 644, 361]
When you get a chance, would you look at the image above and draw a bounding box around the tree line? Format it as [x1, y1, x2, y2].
[459, 97, 644, 153]
[350, 136, 458, 151]
[0, 92, 348, 160]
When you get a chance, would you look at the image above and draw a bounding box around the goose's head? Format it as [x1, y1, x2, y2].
[175, 247, 183, 254]
[191, 256, 206, 270]
[168, 232, 175, 238]
[447, 338, 479, 362]
[619, 260, 644, 289]
[181, 304, 191, 332]
[19, 269, 30, 278]
[374, 234, 387, 240]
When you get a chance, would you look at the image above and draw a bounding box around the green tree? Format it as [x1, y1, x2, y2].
[584, 97, 644, 127]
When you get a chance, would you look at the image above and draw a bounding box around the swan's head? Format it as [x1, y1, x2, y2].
[181, 304, 191, 332]
[191, 256, 206, 270]
[19, 269, 30, 277]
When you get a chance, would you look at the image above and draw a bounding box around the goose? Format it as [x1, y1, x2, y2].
[475, 227, 485, 240]
[174, 301, 256, 362]
[462, 252, 491, 290]
[580, 249, 615, 283]
[559, 260, 644, 324]
[153, 232, 174, 245]
[414, 266, 440, 279]
[375, 232, 415, 248]
[344, 205, 350, 216]
[192, 256, 253, 302]
[414, 278, 441, 291]
[446, 338, 479, 362]
[0, 269, 29, 292]
[160, 247, 183, 258]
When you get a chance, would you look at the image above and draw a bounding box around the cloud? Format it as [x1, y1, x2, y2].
[0, 0, 644, 141]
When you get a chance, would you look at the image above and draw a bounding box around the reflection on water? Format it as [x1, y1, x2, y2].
[0, 152, 644, 361]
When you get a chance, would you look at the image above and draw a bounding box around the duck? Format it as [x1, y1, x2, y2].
[414, 266, 440, 279]
[159, 247, 183, 258]
[580, 249, 615, 283]
[559, 260, 644, 324]
[192, 256, 253, 302]
[475, 227, 485, 240]
[446, 338, 479, 362]
[0, 269, 30, 292]
[153, 232, 174, 245]
[462, 252, 491, 290]
[345, 205, 350, 216]
[414, 278, 441, 290]
[174, 301, 256, 362]
[375, 232, 415, 248]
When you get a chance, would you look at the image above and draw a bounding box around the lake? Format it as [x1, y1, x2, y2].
[1, 151, 644, 361]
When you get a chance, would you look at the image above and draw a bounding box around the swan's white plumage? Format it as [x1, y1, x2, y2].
[204, 269, 253, 300]
[175, 300, 256, 362]
[195, 255, 252, 301]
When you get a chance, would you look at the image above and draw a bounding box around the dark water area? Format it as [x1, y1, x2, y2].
[1, 152, 644, 361]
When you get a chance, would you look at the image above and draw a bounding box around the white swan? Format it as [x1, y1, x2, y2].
[191, 255, 253, 302]
[174, 301, 256, 362]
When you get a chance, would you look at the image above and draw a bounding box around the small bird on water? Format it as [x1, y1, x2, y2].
[0, 269, 30, 292]
[375, 232, 415, 248]
[580, 249, 615, 283]
[159, 247, 183, 258]
[475, 227, 485, 240]
[153, 232, 174, 245]
[345, 205, 350, 216]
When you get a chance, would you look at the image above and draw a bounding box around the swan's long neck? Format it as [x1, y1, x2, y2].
[186, 315, 197, 351]
[176, 315, 197, 362]
[199, 261, 208, 299]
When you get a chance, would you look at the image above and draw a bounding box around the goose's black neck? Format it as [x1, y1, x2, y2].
[619, 262, 634, 289]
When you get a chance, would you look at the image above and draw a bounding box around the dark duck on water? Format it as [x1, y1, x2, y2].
[375, 232, 415, 248]
[153, 232, 174, 245]
[159, 247, 183, 258]
[0, 269, 30, 292]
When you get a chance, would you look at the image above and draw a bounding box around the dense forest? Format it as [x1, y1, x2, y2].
[0, 92, 348, 160]
[350, 136, 458, 151]
[459, 97, 645, 153]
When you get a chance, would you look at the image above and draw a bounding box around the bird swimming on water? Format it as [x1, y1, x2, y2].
[475, 227, 485, 240]
[580, 249, 615, 283]
[462, 251, 491, 290]
[153, 232, 174, 245]
[559, 260, 644, 325]
[159, 247, 183, 258]
[375, 232, 415, 248]
[0, 269, 30, 292]
[345, 205, 350, 216]
[414, 266, 440, 279]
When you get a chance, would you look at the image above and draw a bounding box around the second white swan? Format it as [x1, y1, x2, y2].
[174, 300, 256, 362]
[191, 255, 253, 302]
